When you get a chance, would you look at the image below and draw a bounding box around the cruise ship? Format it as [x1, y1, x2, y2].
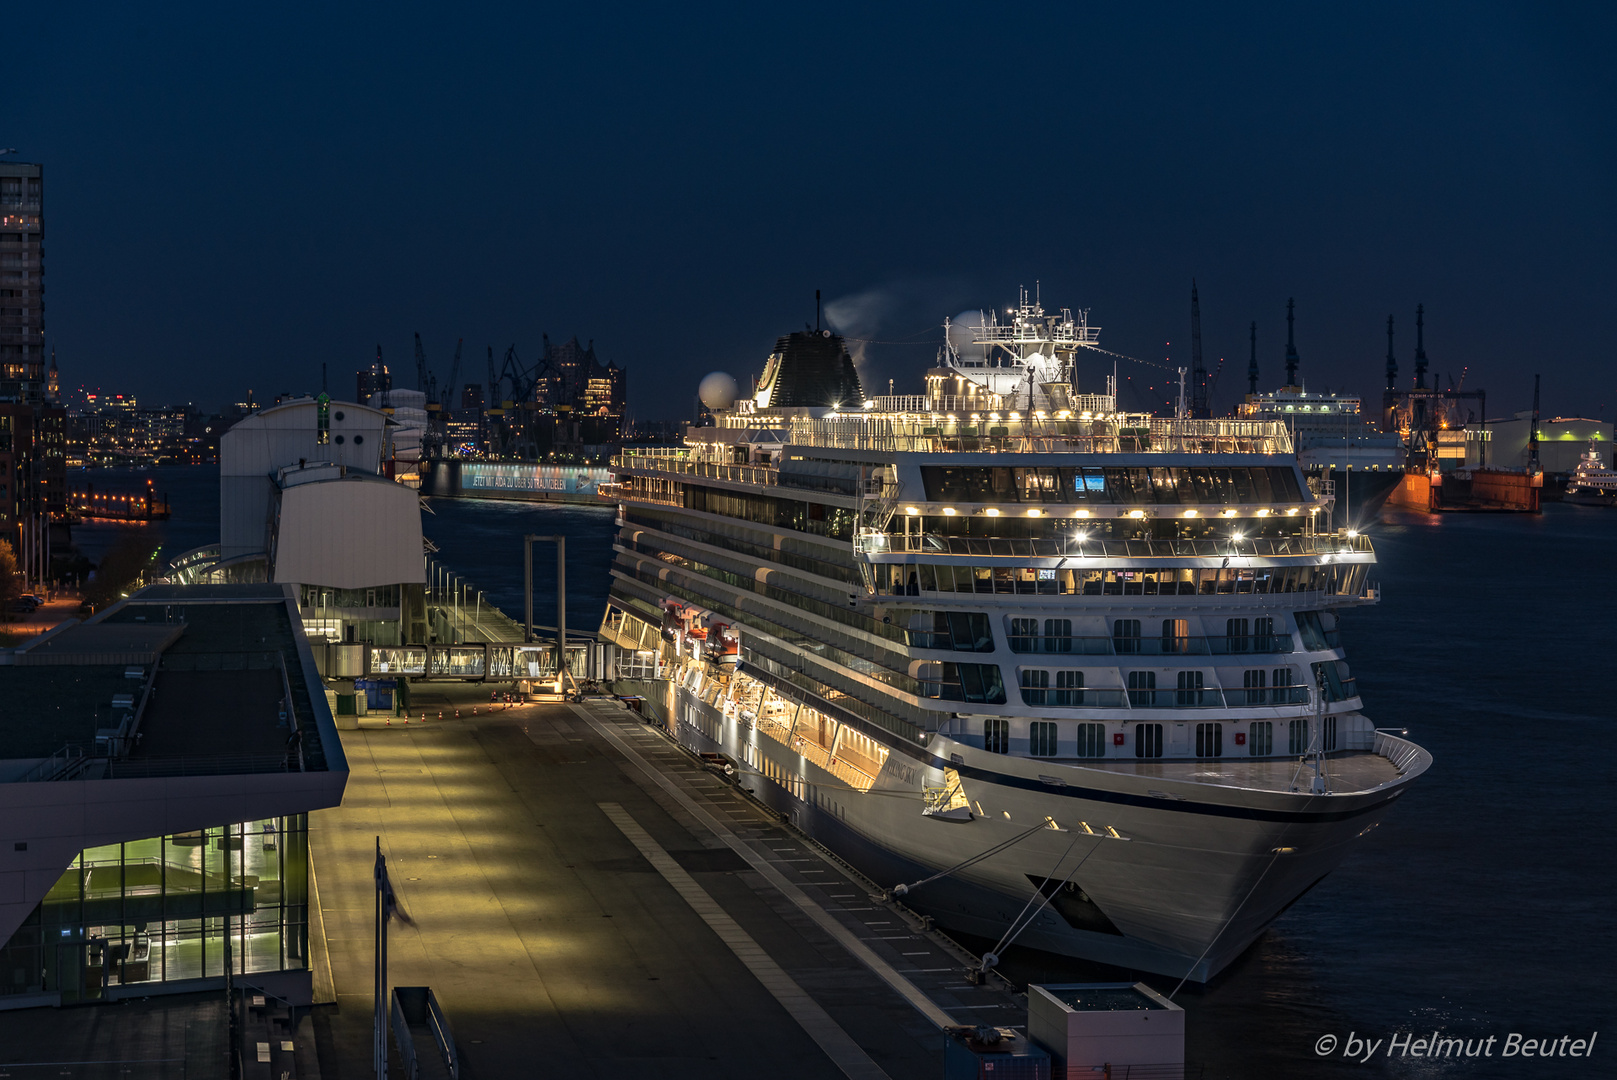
[599, 292, 1430, 982]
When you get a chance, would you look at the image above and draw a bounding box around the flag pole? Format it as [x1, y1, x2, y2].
[374, 836, 387, 1079]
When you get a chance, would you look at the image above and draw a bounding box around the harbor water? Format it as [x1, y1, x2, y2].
[74, 466, 1613, 1076]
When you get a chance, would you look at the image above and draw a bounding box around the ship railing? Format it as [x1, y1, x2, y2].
[1007, 634, 1295, 657]
[785, 414, 1294, 456]
[1373, 728, 1426, 774]
[872, 533, 1371, 559]
[615, 453, 780, 487]
[1016, 686, 1313, 709]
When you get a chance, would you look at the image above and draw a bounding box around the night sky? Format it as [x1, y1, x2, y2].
[10, 2, 1614, 421]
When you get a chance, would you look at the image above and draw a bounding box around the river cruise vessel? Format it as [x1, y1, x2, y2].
[600, 293, 1430, 981]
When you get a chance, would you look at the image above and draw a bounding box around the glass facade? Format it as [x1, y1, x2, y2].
[0, 815, 308, 1004]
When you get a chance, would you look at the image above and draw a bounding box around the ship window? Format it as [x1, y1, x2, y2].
[1135, 723, 1163, 758]
[1195, 722, 1223, 758]
[984, 718, 1009, 754]
[1161, 618, 1189, 653]
[1288, 718, 1309, 755]
[1055, 670, 1084, 706]
[1254, 616, 1275, 651]
[1009, 617, 1037, 651]
[1029, 721, 1058, 758]
[1043, 618, 1072, 653]
[1176, 670, 1206, 706]
[1243, 668, 1267, 704]
[1113, 619, 1142, 654]
[1020, 669, 1050, 706]
[1249, 721, 1273, 756]
[1273, 668, 1299, 704]
[1127, 670, 1156, 707]
[1295, 611, 1329, 650]
[1226, 618, 1250, 653]
[1075, 722, 1105, 758]
[1323, 716, 1338, 752]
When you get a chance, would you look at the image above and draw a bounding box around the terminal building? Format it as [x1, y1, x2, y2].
[177, 394, 428, 647]
[0, 584, 347, 1009]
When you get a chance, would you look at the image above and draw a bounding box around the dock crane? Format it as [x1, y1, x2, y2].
[442, 338, 463, 409]
[1189, 280, 1210, 418]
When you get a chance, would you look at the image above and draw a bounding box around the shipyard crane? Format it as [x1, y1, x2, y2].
[485, 345, 500, 403]
[1189, 280, 1210, 418]
[443, 338, 463, 409]
[414, 332, 430, 392]
[498, 344, 541, 405]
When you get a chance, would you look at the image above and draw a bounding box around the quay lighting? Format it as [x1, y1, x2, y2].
[1026, 508, 1041, 517]
[1221, 509, 1238, 518]
[943, 507, 957, 516]
[905, 506, 919, 515]
[1256, 508, 1270, 517]
[985, 507, 1000, 517]
[1182, 509, 1198, 518]
[1286, 507, 1300, 516]
[1128, 509, 1146, 519]
[1009, 411, 1020, 420]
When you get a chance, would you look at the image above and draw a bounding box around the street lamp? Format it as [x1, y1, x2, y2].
[524, 534, 572, 695]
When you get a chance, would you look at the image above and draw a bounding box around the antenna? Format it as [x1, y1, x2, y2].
[816, 289, 821, 333]
[321, 362, 327, 395]
[1247, 321, 1259, 395]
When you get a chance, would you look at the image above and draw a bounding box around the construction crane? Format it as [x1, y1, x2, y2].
[485, 346, 500, 403]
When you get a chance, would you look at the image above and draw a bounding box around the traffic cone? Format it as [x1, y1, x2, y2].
[455, 708, 460, 718]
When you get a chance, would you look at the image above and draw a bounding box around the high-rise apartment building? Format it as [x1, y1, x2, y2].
[1, 161, 45, 393]
[0, 159, 66, 580]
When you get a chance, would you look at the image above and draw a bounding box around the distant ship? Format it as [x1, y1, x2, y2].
[601, 289, 1429, 983]
[1235, 302, 1403, 524]
[1565, 439, 1617, 506]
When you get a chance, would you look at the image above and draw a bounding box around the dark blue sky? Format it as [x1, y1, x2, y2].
[10, 2, 1614, 421]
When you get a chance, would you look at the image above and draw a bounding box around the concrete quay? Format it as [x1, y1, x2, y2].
[309, 687, 1026, 1078]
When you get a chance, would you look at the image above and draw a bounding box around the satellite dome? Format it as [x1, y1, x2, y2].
[698, 371, 740, 410]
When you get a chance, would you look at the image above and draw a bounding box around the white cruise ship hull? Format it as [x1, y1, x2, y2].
[622, 675, 1428, 982]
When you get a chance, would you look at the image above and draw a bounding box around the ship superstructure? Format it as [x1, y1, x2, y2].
[600, 292, 1429, 982]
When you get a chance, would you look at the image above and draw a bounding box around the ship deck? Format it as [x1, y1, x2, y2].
[1064, 750, 1402, 795]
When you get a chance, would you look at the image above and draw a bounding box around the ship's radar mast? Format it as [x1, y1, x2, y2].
[940, 285, 1103, 411]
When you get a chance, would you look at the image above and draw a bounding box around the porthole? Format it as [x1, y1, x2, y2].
[354, 434, 364, 445]
[334, 410, 345, 421]
[334, 434, 345, 445]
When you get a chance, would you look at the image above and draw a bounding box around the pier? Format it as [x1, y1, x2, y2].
[68, 485, 172, 522]
[309, 691, 1027, 1076]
